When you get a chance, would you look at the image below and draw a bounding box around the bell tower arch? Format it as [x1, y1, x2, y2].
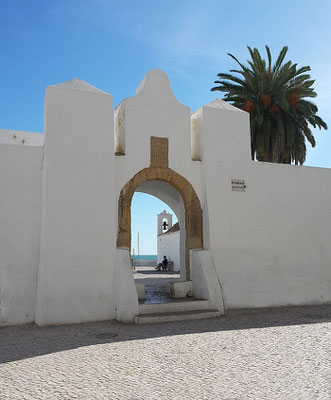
[157, 210, 173, 235]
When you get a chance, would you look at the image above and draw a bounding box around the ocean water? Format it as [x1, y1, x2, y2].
[131, 255, 157, 260]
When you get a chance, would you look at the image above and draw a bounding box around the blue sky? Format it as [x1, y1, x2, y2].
[1, 0, 330, 254]
[131, 193, 178, 256]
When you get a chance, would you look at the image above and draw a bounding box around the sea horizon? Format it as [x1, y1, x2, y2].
[131, 255, 157, 260]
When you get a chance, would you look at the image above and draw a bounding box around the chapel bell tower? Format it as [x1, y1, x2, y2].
[157, 210, 173, 235]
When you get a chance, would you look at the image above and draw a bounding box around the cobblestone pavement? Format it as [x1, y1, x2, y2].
[1, 305, 331, 400]
[134, 266, 181, 303]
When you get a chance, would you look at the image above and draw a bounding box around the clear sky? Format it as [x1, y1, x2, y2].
[1, 0, 330, 254]
[131, 193, 178, 256]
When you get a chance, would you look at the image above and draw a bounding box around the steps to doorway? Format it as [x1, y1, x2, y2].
[135, 299, 221, 324]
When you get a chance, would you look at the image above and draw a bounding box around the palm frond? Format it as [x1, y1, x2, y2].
[273, 46, 289, 74]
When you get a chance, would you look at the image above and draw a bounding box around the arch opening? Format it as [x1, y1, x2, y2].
[131, 191, 181, 303]
[117, 167, 203, 281]
[134, 182, 184, 280]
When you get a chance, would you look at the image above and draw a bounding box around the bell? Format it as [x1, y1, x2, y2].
[163, 221, 168, 231]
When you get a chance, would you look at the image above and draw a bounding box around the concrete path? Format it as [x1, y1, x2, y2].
[1, 305, 331, 399]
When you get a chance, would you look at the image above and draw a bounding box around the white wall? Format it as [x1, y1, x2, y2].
[114, 69, 202, 282]
[0, 129, 44, 147]
[35, 79, 117, 325]
[0, 140, 43, 325]
[197, 101, 331, 309]
[2, 69, 331, 327]
[115, 69, 202, 203]
[115, 248, 138, 322]
[157, 231, 180, 271]
[157, 211, 172, 235]
[191, 249, 224, 313]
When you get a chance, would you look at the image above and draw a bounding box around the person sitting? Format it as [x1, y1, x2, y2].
[161, 255, 168, 271]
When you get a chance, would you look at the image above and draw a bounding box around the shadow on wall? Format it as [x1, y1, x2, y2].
[1, 304, 330, 364]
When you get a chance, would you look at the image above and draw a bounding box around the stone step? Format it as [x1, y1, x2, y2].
[135, 309, 221, 324]
[138, 299, 210, 315]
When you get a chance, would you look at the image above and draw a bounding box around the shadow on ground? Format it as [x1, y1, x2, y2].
[1, 304, 330, 364]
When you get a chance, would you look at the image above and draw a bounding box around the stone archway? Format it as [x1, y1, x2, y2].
[117, 166, 203, 281]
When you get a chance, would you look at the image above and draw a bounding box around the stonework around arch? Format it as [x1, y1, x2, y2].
[117, 166, 203, 280]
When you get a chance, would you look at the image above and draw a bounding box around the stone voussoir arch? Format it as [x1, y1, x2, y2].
[117, 167, 203, 280]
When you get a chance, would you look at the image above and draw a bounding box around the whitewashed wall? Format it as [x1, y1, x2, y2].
[157, 231, 180, 271]
[0, 134, 43, 325]
[1, 69, 331, 327]
[115, 71, 201, 283]
[35, 80, 117, 325]
[115, 69, 202, 203]
[196, 101, 331, 309]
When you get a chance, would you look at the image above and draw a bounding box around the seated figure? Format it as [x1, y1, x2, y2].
[161, 255, 168, 271]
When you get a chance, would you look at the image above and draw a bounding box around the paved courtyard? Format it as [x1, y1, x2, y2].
[134, 266, 180, 303]
[1, 305, 331, 400]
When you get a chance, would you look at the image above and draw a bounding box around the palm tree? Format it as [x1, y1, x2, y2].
[211, 46, 327, 164]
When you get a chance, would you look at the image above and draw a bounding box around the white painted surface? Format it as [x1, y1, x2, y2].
[135, 282, 145, 301]
[1, 69, 331, 327]
[168, 280, 192, 298]
[0, 129, 43, 147]
[35, 80, 117, 325]
[0, 143, 43, 325]
[49, 78, 108, 94]
[157, 231, 180, 271]
[116, 248, 139, 322]
[114, 104, 125, 155]
[191, 250, 225, 314]
[197, 101, 331, 309]
[157, 211, 172, 235]
[115, 69, 201, 204]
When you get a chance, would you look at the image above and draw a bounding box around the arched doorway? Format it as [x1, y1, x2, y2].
[117, 167, 203, 281]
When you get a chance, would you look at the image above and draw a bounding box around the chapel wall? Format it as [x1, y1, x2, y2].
[157, 231, 180, 271]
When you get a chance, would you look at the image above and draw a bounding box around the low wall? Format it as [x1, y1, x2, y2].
[213, 162, 331, 309]
[133, 258, 157, 267]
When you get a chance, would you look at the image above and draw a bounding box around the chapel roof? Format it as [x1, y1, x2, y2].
[162, 222, 180, 235]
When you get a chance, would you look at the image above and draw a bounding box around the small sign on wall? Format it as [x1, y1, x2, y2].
[231, 179, 246, 192]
